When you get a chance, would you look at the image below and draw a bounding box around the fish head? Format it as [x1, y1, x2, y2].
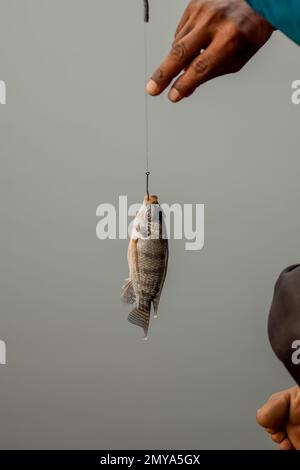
[131, 195, 166, 240]
[143, 194, 159, 205]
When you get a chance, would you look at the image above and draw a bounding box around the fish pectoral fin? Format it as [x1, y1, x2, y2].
[121, 279, 136, 304]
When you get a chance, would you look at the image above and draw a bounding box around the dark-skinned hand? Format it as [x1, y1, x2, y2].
[146, 0, 274, 102]
[257, 387, 300, 450]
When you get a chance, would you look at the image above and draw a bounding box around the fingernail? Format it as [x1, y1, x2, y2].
[169, 88, 181, 102]
[146, 80, 159, 95]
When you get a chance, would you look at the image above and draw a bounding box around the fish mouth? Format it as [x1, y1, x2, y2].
[143, 194, 159, 205]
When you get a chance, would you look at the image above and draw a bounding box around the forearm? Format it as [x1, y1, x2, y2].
[246, 0, 300, 45]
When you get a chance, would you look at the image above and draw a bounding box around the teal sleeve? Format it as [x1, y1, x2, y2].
[246, 0, 300, 45]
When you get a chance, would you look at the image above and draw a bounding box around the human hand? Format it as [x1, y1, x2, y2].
[146, 0, 274, 102]
[257, 387, 300, 450]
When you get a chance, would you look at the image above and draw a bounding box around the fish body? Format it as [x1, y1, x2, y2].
[122, 195, 168, 338]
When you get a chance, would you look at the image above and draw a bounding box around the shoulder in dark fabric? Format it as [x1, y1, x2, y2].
[269, 264, 300, 386]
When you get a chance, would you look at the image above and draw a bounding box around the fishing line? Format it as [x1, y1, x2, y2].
[143, 0, 150, 200]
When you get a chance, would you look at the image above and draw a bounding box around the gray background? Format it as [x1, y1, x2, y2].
[0, 0, 299, 450]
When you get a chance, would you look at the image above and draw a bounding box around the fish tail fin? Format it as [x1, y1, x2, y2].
[121, 279, 135, 304]
[128, 300, 151, 338]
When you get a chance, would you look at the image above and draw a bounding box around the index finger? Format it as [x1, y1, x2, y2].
[146, 30, 209, 96]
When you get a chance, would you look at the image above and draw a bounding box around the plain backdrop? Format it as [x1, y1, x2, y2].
[0, 0, 299, 449]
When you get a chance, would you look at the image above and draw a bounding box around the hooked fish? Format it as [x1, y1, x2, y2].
[122, 195, 168, 338]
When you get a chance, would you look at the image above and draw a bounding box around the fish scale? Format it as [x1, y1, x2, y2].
[136, 240, 167, 297]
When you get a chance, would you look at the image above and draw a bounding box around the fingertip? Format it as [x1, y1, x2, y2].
[168, 87, 182, 103]
[146, 79, 160, 96]
[256, 403, 274, 428]
[256, 407, 264, 425]
[256, 396, 289, 430]
[271, 431, 286, 444]
[279, 438, 294, 451]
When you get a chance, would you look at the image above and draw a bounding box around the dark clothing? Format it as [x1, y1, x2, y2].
[269, 265, 300, 386]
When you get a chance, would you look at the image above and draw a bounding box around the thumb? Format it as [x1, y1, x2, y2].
[256, 392, 291, 432]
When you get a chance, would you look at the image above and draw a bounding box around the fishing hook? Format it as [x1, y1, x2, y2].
[146, 171, 150, 201]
